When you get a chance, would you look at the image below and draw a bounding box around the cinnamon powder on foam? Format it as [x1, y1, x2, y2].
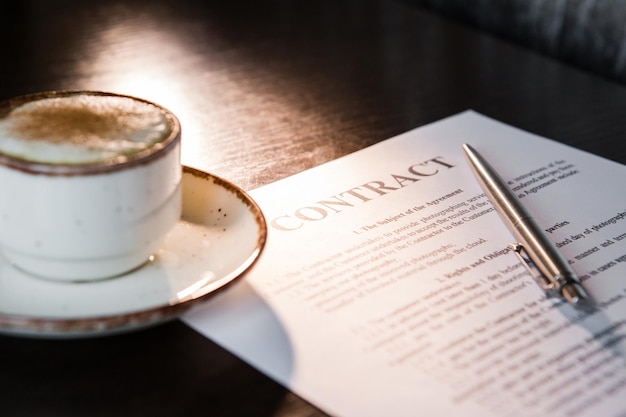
[0, 95, 171, 161]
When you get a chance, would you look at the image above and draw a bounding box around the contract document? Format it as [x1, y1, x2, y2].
[184, 111, 626, 417]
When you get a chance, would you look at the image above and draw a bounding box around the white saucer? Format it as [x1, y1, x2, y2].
[0, 166, 267, 338]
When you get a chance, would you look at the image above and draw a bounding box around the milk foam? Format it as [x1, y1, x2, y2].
[0, 95, 173, 164]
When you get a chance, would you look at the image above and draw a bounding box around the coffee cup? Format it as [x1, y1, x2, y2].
[0, 91, 182, 281]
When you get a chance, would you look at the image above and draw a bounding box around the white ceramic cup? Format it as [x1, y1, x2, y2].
[0, 91, 182, 281]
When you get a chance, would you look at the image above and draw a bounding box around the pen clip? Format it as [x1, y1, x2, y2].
[510, 243, 559, 298]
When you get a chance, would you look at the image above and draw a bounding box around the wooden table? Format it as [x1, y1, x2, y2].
[2, 1, 625, 416]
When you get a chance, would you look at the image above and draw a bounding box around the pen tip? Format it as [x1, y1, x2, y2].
[562, 282, 595, 312]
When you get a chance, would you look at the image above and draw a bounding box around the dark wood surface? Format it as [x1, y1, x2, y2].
[2, 1, 626, 416]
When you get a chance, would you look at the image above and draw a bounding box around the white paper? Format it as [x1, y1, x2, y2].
[184, 111, 626, 417]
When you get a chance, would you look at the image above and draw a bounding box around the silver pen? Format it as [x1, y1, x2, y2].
[462, 143, 593, 310]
